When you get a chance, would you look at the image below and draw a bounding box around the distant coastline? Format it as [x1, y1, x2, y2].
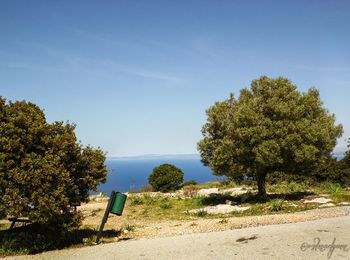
[108, 151, 345, 161]
[107, 154, 201, 161]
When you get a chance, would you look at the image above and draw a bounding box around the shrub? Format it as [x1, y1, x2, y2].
[319, 182, 343, 194]
[148, 164, 184, 192]
[310, 157, 350, 186]
[159, 198, 172, 209]
[122, 224, 136, 232]
[269, 199, 284, 212]
[142, 194, 157, 205]
[183, 180, 198, 186]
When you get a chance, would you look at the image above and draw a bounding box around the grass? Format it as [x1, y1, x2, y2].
[159, 198, 172, 209]
[195, 210, 208, 217]
[125, 194, 203, 221]
[129, 196, 143, 206]
[195, 180, 237, 190]
[123, 180, 350, 222]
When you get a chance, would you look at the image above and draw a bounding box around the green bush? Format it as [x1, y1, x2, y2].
[183, 180, 198, 186]
[269, 199, 285, 212]
[159, 198, 172, 209]
[310, 157, 350, 186]
[319, 182, 343, 194]
[148, 164, 184, 192]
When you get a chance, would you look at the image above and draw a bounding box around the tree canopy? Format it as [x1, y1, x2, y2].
[198, 76, 343, 196]
[148, 164, 184, 192]
[0, 97, 107, 228]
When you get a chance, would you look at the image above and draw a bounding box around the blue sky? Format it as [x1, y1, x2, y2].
[0, 0, 349, 156]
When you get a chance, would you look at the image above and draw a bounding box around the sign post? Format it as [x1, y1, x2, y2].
[96, 190, 127, 244]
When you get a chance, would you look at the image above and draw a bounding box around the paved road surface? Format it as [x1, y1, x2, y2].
[8, 216, 350, 260]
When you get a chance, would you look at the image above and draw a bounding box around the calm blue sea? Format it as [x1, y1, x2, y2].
[96, 152, 346, 194]
[96, 157, 219, 194]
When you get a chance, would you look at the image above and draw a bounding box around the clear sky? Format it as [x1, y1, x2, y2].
[0, 0, 349, 156]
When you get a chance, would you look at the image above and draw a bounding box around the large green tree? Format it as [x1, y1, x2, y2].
[0, 97, 107, 228]
[340, 139, 350, 184]
[198, 76, 343, 196]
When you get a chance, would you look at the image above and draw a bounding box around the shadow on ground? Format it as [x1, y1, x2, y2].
[0, 223, 121, 255]
[200, 191, 315, 206]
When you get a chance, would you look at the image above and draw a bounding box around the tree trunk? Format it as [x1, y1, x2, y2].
[257, 173, 267, 197]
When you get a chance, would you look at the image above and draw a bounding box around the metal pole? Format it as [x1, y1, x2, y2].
[96, 190, 115, 244]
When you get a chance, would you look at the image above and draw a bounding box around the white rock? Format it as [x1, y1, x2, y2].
[304, 197, 332, 204]
[197, 188, 219, 197]
[189, 204, 250, 214]
[339, 202, 350, 206]
[319, 203, 336, 208]
[221, 187, 247, 196]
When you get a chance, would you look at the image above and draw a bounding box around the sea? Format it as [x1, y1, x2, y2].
[96, 151, 346, 194]
[96, 155, 219, 194]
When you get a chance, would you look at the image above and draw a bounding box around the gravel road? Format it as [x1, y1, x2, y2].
[7, 214, 350, 260]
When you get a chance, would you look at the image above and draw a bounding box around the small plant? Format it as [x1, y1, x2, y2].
[195, 210, 208, 217]
[268, 182, 289, 194]
[218, 218, 228, 224]
[269, 199, 285, 212]
[287, 182, 299, 192]
[142, 194, 157, 205]
[130, 196, 143, 206]
[287, 182, 309, 192]
[320, 182, 343, 194]
[123, 224, 136, 232]
[160, 198, 172, 209]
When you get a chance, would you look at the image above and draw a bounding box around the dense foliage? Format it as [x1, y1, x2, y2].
[148, 164, 184, 192]
[198, 76, 343, 196]
[0, 97, 107, 228]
